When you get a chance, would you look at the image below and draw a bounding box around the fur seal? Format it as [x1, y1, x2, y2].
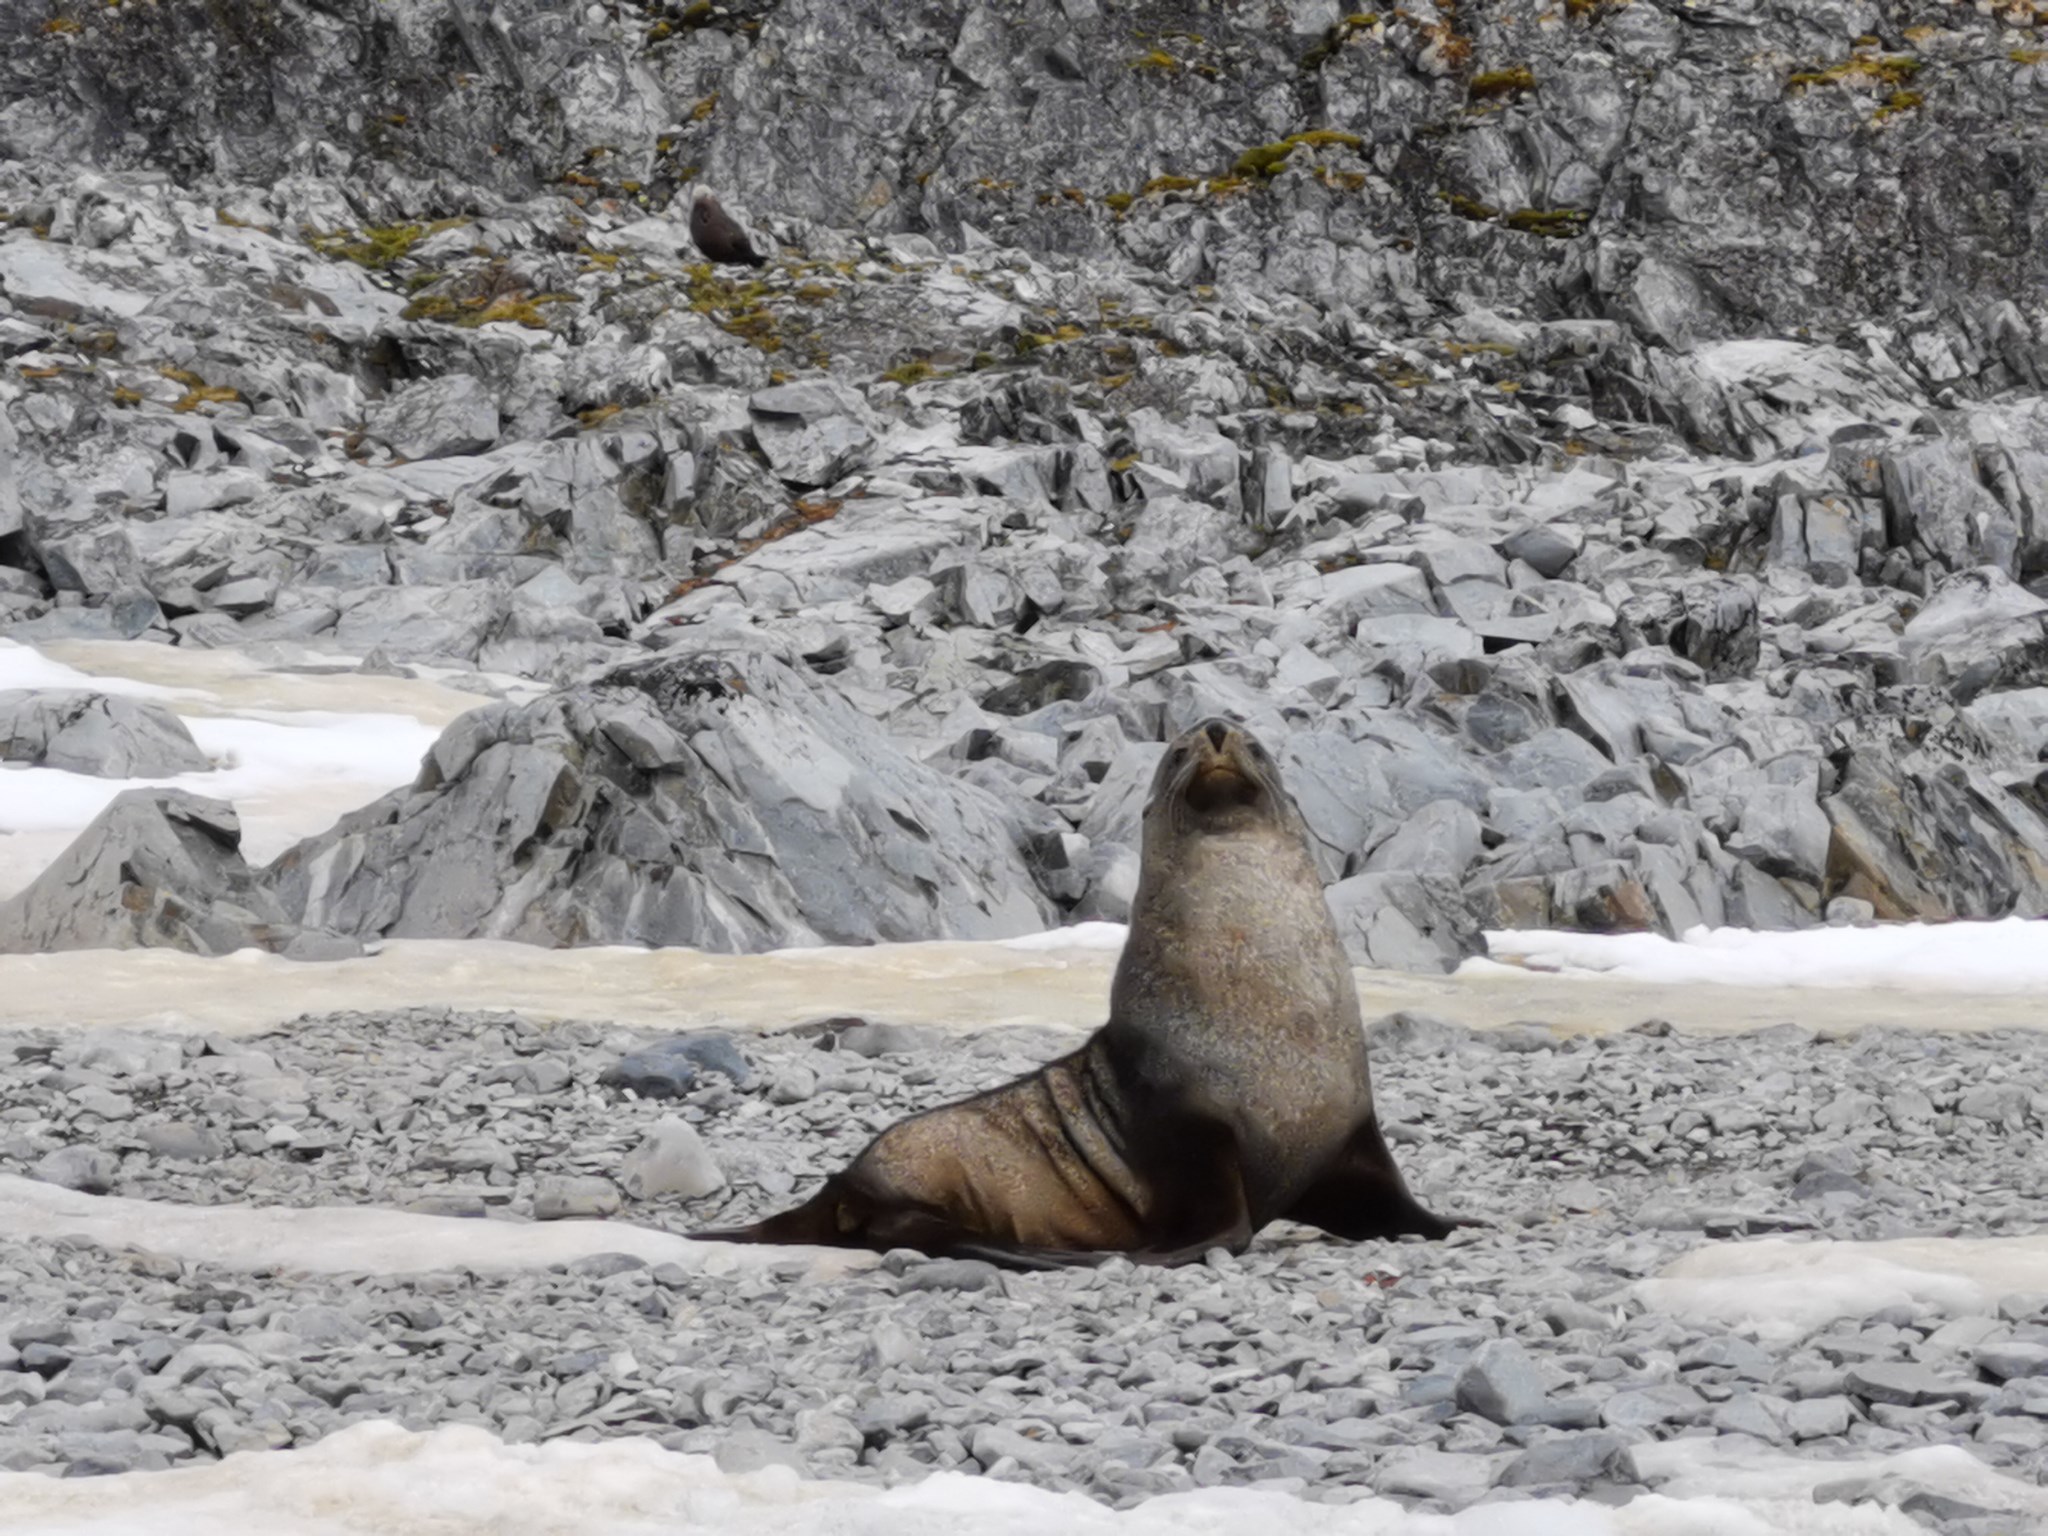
[693, 717, 1462, 1268]
[688, 187, 766, 267]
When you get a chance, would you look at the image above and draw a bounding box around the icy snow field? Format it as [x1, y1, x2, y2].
[3, 1418, 2000, 1536]
[3, 639, 2048, 1534]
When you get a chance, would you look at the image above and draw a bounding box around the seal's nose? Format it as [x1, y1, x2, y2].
[1204, 720, 1229, 751]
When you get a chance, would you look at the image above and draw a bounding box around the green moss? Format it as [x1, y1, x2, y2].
[1438, 191, 1587, 239]
[1235, 142, 1294, 177]
[1129, 49, 1179, 71]
[882, 360, 934, 386]
[1788, 54, 1921, 92]
[453, 293, 579, 329]
[1468, 66, 1535, 100]
[1234, 128, 1364, 178]
[1873, 88, 1924, 121]
[1140, 174, 1201, 195]
[1102, 191, 1135, 212]
[1502, 207, 1590, 237]
[308, 217, 470, 271]
[1440, 191, 1499, 221]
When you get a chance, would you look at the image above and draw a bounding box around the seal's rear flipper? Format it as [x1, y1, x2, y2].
[1284, 1117, 1463, 1241]
[690, 1185, 849, 1247]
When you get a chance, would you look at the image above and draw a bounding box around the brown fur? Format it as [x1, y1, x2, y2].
[688, 188, 765, 267]
[693, 718, 1462, 1268]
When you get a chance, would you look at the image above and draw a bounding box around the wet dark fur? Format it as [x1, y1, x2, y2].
[688, 189, 765, 267]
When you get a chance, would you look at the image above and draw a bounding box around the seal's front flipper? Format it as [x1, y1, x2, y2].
[1284, 1117, 1462, 1241]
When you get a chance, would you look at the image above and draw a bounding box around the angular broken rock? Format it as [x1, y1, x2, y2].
[270, 649, 1058, 950]
[0, 789, 348, 958]
[620, 1117, 725, 1200]
[365, 374, 501, 460]
[0, 689, 209, 777]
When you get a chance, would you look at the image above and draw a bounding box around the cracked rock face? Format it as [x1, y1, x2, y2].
[268, 650, 1057, 951]
[2, 2, 2047, 963]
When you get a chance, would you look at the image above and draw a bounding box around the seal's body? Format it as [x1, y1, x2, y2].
[688, 188, 766, 267]
[694, 718, 1459, 1266]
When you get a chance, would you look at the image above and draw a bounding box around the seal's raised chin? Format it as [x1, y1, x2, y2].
[1185, 761, 1261, 813]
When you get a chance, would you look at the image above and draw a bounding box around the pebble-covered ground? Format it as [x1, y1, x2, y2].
[3, 1010, 2047, 1531]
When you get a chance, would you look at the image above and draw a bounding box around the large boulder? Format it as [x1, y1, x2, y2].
[1901, 568, 2048, 702]
[269, 648, 1059, 950]
[1823, 738, 2048, 922]
[0, 790, 349, 957]
[0, 689, 209, 776]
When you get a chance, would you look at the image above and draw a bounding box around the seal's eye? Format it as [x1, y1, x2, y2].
[1247, 740, 1268, 760]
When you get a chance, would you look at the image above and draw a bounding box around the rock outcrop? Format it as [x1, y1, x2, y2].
[0, 690, 209, 776]
[3, 2, 2048, 966]
[0, 789, 355, 958]
[268, 650, 1057, 950]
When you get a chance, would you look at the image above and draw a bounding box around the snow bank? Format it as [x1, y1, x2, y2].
[0, 639, 466, 895]
[1473, 919, 2048, 993]
[1638, 1235, 2048, 1341]
[994, 921, 1130, 953]
[0, 1419, 1934, 1536]
[0, 1175, 872, 1282]
[1634, 1437, 2048, 1522]
[0, 642, 182, 698]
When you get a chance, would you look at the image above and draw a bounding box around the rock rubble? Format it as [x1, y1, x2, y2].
[0, 1006, 2043, 1529]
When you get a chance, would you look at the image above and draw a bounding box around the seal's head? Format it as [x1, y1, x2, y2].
[1145, 717, 1298, 839]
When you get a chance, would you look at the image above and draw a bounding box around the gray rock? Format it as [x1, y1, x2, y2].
[270, 652, 1058, 952]
[1599, 1383, 1706, 1431]
[1783, 1396, 1855, 1441]
[1454, 1339, 1552, 1427]
[367, 375, 500, 460]
[0, 691, 209, 776]
[1844, 1361, 1981, 1407]
[0, 790, 310, 958]
[1901, 567, 2048, 701]
[1976, 1343, 2048, 1382]
[1326, 872, 1483, 975]
[533, 1175, 622, 1221]
[747, 379, 874, 488]
[620, 1117, 724, 1201]
[1376, 1448, 1507, 1506]
[1497, 1430, 1627, 1488]
[29, 1147, 119, 1194]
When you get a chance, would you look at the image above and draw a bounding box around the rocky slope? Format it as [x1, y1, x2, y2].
[3, 0, 2048, 965]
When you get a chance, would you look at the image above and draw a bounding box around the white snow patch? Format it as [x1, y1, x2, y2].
[0, 1175, 871, 1282]
[0, 1420, 1933, 1536]
[0, 708, 438, 881]
[1633, 1437, 2048, 1524]
[1638, 1235, 2048, 1341]
[0, 639, 479, 895]
[1471, 919, 2048, 993]
[0, 640, 182, 698]
[995, 921, 1129, 953]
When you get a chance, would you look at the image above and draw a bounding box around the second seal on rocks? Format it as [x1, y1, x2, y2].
[694, 717, 1464, 1267]
[687, 187, 766, 267]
